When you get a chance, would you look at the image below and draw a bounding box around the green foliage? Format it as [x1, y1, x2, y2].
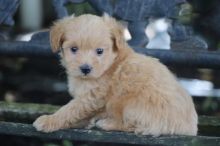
[202, 97, 219, 113]
[66, 2, 97, 16]
[178, 3, 194, 24]
[62, 140, 73, 146]
[44, 140, 73, 146]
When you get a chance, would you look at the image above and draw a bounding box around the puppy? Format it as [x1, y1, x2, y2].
[33, 14, 198, 136]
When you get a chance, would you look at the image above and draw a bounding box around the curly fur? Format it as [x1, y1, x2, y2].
[33, 14, 198, 136]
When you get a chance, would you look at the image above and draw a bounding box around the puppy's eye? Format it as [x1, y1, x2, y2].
[96, 48, 104, 56]
[71, 47, 78, 54]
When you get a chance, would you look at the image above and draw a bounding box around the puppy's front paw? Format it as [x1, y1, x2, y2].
[33, 115, 60, 132]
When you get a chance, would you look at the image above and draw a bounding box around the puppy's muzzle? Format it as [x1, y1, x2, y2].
[80, 64, 92, 75]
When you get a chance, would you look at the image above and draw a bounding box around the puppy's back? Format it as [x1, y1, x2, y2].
[111, 52, 198, 135]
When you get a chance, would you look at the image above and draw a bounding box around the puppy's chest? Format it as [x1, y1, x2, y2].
[68, 78, 110, 99]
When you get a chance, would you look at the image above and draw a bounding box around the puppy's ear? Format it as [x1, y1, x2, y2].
[102, 13, 126, 51]
[50, 22, 65, 53]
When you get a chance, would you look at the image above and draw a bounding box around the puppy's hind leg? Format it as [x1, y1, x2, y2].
[134, 127, 161, 137]
[86, 112, 107, 129]
[95, 118, 124, 131]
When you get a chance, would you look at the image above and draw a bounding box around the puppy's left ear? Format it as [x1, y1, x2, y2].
[50, 22, 65, 53]
[102, 13, 126, 52]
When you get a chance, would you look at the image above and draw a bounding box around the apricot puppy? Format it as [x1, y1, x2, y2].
[33, 14, 198, 136]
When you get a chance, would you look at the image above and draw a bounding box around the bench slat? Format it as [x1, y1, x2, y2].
[0, 121, 220, 146]
[0, 101, 220, 135]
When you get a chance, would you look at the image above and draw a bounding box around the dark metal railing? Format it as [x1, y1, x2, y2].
[1, 40, 220, 69]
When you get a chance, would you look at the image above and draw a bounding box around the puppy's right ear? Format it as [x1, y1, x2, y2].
[50, 22, 65, 53]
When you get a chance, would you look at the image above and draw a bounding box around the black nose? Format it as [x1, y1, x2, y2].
[80, 64, 92, 75]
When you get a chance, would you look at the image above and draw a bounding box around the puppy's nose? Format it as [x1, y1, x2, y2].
[80, 64, 92, 75]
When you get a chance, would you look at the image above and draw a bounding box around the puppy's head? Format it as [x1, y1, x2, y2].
[50, 14, 126, 79]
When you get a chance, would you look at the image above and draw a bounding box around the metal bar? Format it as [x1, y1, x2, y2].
[0, 41, 53, 58]
[0, 121, 220, 146]
[134, 48, 220, 69]
[1, 41, 220, 69]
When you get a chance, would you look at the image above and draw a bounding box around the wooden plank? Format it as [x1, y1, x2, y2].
[0, 101, 59, 123]
[0, 121, 220, 146]
[0, 101, 220, 135]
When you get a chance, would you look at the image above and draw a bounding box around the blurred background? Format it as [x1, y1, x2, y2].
[0, 0, 220, 145]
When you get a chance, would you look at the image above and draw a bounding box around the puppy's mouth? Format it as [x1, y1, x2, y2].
[81, 74, 90, 78]
[78, 74, 94, 80]
[78, 71, 93, 78]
